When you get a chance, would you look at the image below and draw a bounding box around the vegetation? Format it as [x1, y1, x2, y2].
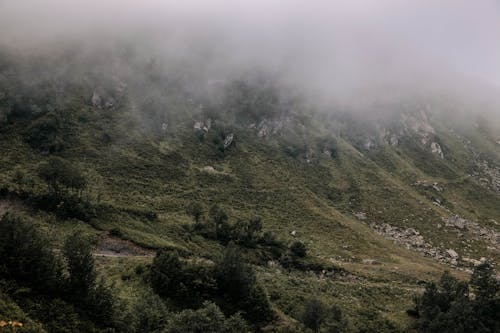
[0, 47, 499, 332]
[411, 263, 499, 333]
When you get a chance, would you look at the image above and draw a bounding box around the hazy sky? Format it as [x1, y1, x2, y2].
[1, 0, 499, 100]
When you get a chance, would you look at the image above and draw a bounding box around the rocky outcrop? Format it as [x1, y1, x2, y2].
[430, 142, 444, 158]
[223, 133, 234, 148]
[370, 222, 463, 267]
[194, 119, 212, 132]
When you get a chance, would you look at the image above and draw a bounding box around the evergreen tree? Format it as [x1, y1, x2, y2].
[63, 232, 96, 298]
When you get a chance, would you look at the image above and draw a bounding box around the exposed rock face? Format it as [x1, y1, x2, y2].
[193, 119, 212, 132]
[430, 142, 444, 158]
[401, 110, 435, 145]
[389, 134, 399, 146]
[255, 118, 288, 137]
[223, 133, 234, 148]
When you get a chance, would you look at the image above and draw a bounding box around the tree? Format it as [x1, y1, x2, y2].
[411, 268, 499, 333]
[37, 157, 86, 196]
[133, 292, 169, 333]
[470, 262, 499, 301]
[215, 244, 273, 323]
[150, 250, 217, 306]
[231, 217, 262, 247]
[63, 232, 96, 298]
[470, 262, 500, 332]
[187, 202, 204, 224]
[301, 299, 327, 332]
[165, 301, 250, 333]
[216, 244, 256, 299]
[290, 241, 307, 258]
[209, 204, 231, 244]
[150, 250, 183, 299]
[0, 213, 63, 293]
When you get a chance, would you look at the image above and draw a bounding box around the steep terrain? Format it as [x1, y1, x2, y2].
[0, 49, 499, 332]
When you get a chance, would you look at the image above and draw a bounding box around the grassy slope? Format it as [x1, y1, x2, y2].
[1, 95, 499, 331]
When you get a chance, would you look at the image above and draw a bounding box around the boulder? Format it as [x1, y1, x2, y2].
[223, 133, 234, 148]
[446, 249, 459, 259]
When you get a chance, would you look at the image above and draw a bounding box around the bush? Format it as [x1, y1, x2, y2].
[165, 301, 250, 333]
[37, 157, 86, 196]
[411, 266, 500, 333]
[290, 241, 307, 258]
[25, 112, 66, 153]
[215, 244, 273, 323]
[63, 232, 96, 299]
[132, 292, 169, 333]
[150, 250, 217, 306]
[186, 202, 204, 224]
[301, 299, 327, 332]
[0, 213, 63, 293]
[300, 299, 347, 333]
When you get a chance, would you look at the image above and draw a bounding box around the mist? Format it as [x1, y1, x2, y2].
[1, 0, 499, 111]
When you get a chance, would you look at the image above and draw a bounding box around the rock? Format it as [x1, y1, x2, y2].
[201, 166, 216, 173]
[104, 97, 115, 109]
[354, 212, 367, 220]
[194, 121, 203, 130]
[223, 133, 234, 149]
[430, 142, 444, 158]
[445, 215, 467, 229]
[446, 249, 459, 259]
[362, 259, 380, 265]
[91, 91, 102, 108]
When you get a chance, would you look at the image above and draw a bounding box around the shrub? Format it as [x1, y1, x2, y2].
[25, 112, 66, 152]
[301, 299, 327, 333]
[290, 241, 307, 258]
[215, 244, 273, 323]
[132, 292, 169, 333]
[411, 267, 500, 333]
[37, 157, 86, 196]
[63, 232, 96, 299]
[0, 213, 63, 293]
[165, 301, 250, 333]
[150, 250, 217, 306]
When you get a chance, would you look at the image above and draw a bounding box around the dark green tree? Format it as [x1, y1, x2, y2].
[150, 250, 183, 299]
[133, 292, 169, 333]
[187, 202, 204, 224]
[209, 204, 231, 244]
[301, 299, 327, 332]
[0, 213, 63, 293]
[290, 241, 307, 258]
[165, 301, 249, 333]
[63, 232, 96, 298]
[215, 244, 273, 323]
[37, 156, 86, 196]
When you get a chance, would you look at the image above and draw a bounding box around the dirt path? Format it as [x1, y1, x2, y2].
[94, 231, 155, 258]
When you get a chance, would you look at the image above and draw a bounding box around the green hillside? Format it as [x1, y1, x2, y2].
[0, 49, 498, 332]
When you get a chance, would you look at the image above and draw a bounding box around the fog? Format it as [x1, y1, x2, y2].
[1, 0, 499, 109]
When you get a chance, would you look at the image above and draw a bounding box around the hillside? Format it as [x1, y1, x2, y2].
[0, 48, 499, 332]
